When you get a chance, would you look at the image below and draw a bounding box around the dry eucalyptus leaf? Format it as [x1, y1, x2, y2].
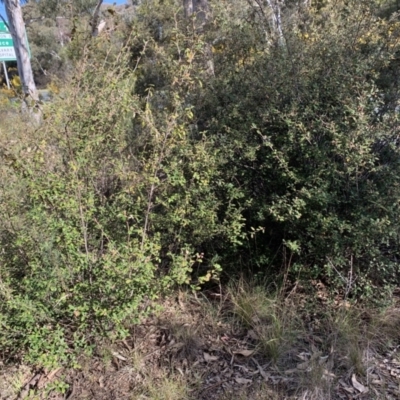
[247, 330, 258, 340]
[319, 355, 329, 365]
[284, 369, 297, 375]
[258, 366, 269, 380]
[235, 377, 252, 385]
[323, 369, 336, 379]
[296, 352, 311, 361]
[203, 352, 219, 362]
[112, 351, 127, 361]
[233, 349, 255, 357]
[351, 374, 368, 393]
[296, 361, 310, 370]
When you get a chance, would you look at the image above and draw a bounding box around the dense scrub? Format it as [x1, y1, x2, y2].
[1, 0, 400, 365]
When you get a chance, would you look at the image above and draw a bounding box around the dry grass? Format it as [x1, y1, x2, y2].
[0, 364, 32, 399]
[130, 362, 190, 400]
[228, 279, 302, 363]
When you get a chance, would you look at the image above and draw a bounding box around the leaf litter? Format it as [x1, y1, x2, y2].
[1, 290, 400, 400]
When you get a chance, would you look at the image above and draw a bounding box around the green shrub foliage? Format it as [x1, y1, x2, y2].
[0, 38, 243, 364]
[200, 0, 400, 297]
[1, 0, 400, 365]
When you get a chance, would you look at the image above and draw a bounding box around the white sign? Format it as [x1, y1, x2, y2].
[0, 46, 16, 61]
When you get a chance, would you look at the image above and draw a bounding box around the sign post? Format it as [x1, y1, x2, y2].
[2, 61, 10, 88]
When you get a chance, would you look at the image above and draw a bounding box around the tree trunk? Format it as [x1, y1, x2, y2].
[183, 0, 194, 18]
[183, 0, 209, 24]
[91, 0, 104, 37]
[265, 0, 285, 47]
[5, 0, 40, 118]
[183, 0, 214, 75]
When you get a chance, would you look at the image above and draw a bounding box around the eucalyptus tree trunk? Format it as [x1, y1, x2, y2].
[91, 0, 104, 36]
[4, 0, 40, 119]
[246, 0, 286, 47]
[183, 0, 214, 76]
[183, 0, 209, 23]
[265, 0, 285, 46]
[183, 0, 193, 18]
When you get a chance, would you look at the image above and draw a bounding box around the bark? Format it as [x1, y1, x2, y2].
[183, 0, 194, 18]
[265, 0, 285, 46]
[91, 0, 104, 37]
[5, 0, 40, 120]
[183, 0, 209, 25]
[183, 0, 214, 76]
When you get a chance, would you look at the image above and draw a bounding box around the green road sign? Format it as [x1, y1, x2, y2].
[0, 22, 31, 62]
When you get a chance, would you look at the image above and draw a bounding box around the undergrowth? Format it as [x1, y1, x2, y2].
[1, 280, 399, 399]
[1, 0, 400, 376]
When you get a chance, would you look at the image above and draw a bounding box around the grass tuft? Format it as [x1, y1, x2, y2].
[228, 279, 301, 363]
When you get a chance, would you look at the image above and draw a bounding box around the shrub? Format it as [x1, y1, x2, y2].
[198, 0, 400, 298]
[0, 36, 244, 365]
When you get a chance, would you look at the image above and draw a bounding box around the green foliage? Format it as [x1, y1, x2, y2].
[0, 28, 244, 365]
[234, 4, 391, 289]
[195, 0, 400, 298]
[2, 0, 400, 367]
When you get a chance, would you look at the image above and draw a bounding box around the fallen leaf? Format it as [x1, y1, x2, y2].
[247, 329, 258, 340]
[352, 374, 368, 393]
[339, 378, 354, 394]
[251, 357, 270, 380]
[296, 361, 310, 370]
[46, 368, 63, 381]
[284, 369, 297, 374]
[233, 349, 255, 357]
[203, 352, 219, 362]
[322, 369, 336, 379]
[112, 351, 127, 361]
[235, 377, 252, 384]
[296, 352, 311, 361]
